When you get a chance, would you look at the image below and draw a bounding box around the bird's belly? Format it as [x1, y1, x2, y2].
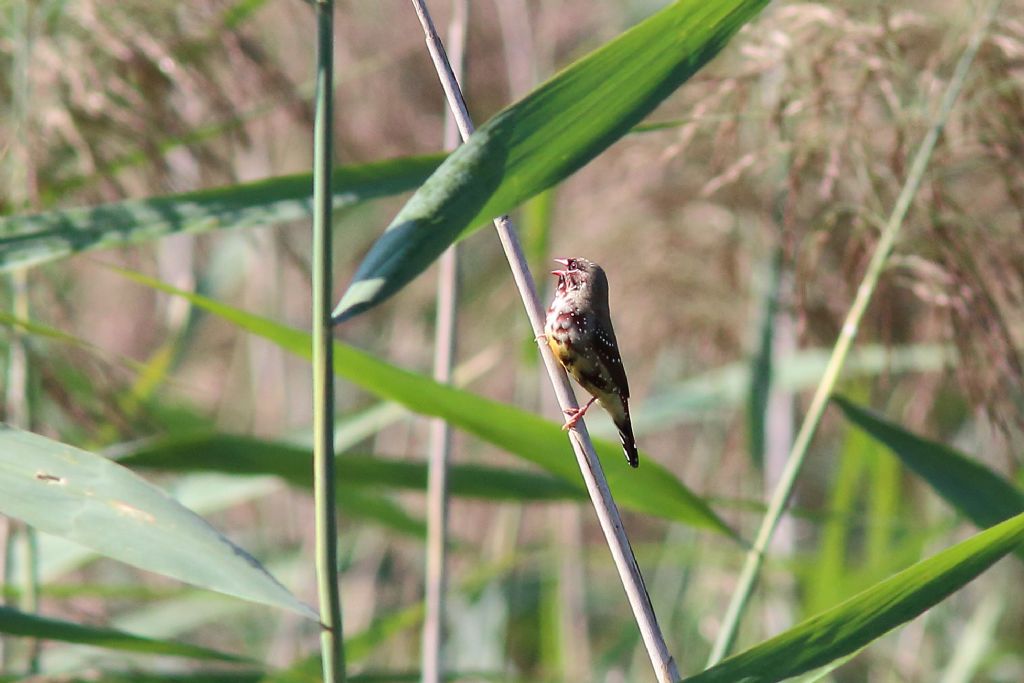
[546, 328, 575, 369]
[545, 311, 602, 388]
[545, 310, 577, 366]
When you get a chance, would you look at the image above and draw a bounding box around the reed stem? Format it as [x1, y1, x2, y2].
[311, 1, 345, 681]
[408, 2, 679, 680]
[422, 2, 468, 682]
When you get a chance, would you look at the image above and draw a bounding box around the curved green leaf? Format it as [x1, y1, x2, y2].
[333, 0, 769, 321]
[121, 433, 586, 503]
[635, 344, 953, 432]
[0, 673, 262, 683]
[832, 396, 1024, 529]
[685, 511, 1024, 682]
[0, 605, 244, 662]
[0, 426, 315, 619]
[114, 268, 734, 536]
[36, 476, 279, 583]
[0, 154, 442, 272]
[339, 489, 427, 537]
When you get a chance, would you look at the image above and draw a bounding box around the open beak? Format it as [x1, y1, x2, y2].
[551, 257, 570, 277]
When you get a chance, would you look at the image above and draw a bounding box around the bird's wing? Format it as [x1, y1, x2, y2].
[592, 320, 630, 399]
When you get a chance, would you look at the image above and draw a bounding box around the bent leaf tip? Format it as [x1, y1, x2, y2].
[332, 277, 388, 323]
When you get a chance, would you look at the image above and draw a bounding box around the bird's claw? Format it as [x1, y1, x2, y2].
[561, 397, 597, 431]
[561, 407, 584, 431]
[535, 333, 548, 345]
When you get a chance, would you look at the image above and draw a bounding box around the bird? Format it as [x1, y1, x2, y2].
[543, 257, 639, 468]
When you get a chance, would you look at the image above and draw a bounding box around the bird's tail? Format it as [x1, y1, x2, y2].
[617, 409, 639, 468]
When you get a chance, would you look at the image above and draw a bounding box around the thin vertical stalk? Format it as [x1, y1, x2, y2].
[5, 273, 29, 432]
[311, 1, 345, 681]
[706, 1, 1003, 665]
[4, 1, 40, 672]
[407, 2, 679, 681]
[422, 2, 468, 682]
[17, 530, 39, 669]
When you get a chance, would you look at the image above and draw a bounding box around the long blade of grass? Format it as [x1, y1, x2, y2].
[113, 266, 733, 535]
[0, 307, 953, 439]
[0, 606, 246, 662]
[0, 670, 494, 683]
[0, 427, 314, 618]
[685, 511, 1024, 682]
[120, 434, 585, 503]
[632, 344, 952, 433]
[38, 555, 303, 674]
[340, 490, 427, 537]
[833, 396, 1024, 530]
[0, 154, 442, 272]
[332, 0, 770, 321]
[705, 1, 1004, 662]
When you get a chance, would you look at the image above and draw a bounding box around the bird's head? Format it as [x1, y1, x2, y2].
[551, 257, 607, 301]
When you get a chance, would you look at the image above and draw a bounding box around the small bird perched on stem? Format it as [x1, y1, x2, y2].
[544, 257, 639, 468]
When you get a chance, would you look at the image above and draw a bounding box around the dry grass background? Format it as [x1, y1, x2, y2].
[2, 0, 1024, 680]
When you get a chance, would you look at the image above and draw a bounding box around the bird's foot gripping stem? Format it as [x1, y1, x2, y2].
[562, 397, 597, 431]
